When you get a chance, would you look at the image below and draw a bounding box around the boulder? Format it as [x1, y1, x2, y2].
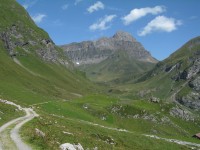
[60, 143, 84, 150]
[150, 96, 160, 103]
[35, 128, 45, 138]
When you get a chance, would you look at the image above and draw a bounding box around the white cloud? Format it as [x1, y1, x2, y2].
[138, 16, 182, 36]
[87, 1, 104, 13]
[74, 0, 83, 5]
[62, 4, 69, 10]
[31, 14, 47, 24]
[89, 15, 117, 31]
[122, 6, 166, 25]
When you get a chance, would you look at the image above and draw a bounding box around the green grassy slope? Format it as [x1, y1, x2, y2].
[21, 95, 200, 149]
[80, 50, 155, 84]
[0, 0, 96, 106]
[114, 36, 200, 101]
[0, 39, 95, 106]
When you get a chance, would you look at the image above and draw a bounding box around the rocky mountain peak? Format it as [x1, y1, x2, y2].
[112, 31, 136, 42]
[61, 31, 157, 65]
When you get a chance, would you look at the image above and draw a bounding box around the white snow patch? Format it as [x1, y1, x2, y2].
[76, 62, 80, 65]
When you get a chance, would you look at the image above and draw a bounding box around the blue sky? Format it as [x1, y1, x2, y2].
[16, 0, 200, 60]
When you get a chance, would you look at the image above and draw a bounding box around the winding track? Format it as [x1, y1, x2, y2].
[0, 100, 38, 150]
[1, 99, 200, 149]
[51, 113, 200, 149]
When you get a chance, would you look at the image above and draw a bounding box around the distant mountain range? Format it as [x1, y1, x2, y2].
[61, 31, 157, 83]
[61, 31, 157, 65]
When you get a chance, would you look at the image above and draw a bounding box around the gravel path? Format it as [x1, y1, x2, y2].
[0, 99, 38, 150]
[144, 134, 200, 149]
[51, 113, 200, 149]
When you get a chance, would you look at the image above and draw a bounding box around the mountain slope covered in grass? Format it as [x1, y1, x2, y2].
[80, 49, 155, 83]
[116, 36, 200, 110]
[0, 0, 96, 106]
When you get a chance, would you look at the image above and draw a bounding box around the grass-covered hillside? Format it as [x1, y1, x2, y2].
[80, 50, 155, 84]
[114, 36, 200, 104]
[0, 0, 96, 106]
[21, 95, 200, 150]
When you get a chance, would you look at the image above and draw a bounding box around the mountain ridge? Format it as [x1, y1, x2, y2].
[61, 31, 157, 83]
[61, 31, 157, 66]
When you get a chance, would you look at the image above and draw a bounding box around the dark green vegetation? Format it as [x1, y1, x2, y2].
[0, 0, 200, 150]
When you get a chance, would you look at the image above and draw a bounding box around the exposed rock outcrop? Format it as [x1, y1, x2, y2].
[189, 76, 200, 91]
[35, 128, 45, 138]
[170, 107, 195, 121]
[0, 23, 70, 67]
[150, 96, 160, 103]
[177, 92, 200, 111]
[180, 58, 200, 80]
[61, 31, 157, 66]
[60, 143, 84, 150]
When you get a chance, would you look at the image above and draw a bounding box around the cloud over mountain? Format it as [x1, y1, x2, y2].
[122, 6, 166, 25]
[31, 14, 47, 23]
[138, 16, 182, 36]
[89, 15, 117, 31]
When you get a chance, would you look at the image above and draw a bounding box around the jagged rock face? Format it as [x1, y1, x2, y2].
[170, 107, 195, 121]
[112, 31, 136, 42]
[61, 31, 157, 65]
[178, 92, 200, 111]
[179, 58, 200, 80]
[189, 76, 200, 91]
[0, 24, 70, 67]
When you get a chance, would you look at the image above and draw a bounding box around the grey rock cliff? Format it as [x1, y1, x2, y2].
[0, 24, 70, 67]
[189, 76, 200, 91]
[61, 31, 157, 65]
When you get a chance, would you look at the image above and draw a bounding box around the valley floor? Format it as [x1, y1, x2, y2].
[1, 98, 200, 150]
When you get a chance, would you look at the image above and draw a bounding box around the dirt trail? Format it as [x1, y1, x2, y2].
[0, 99, 38, 150]
[51, 113, 200, 149]
[144, 134, 200, 148]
